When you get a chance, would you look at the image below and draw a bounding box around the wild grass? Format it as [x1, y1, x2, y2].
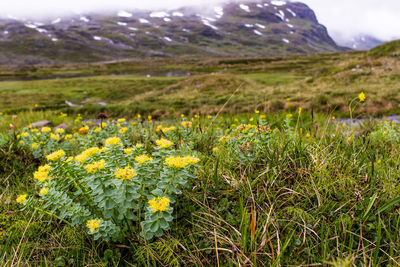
[1, 107, 400, 265]
[0, 49, 400, 118]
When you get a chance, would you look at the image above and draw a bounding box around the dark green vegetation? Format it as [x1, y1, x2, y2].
[2, 113, 400, 265]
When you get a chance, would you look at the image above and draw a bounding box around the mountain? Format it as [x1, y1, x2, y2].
[0, 0, 345, 65]
[334, 34, 384, 50]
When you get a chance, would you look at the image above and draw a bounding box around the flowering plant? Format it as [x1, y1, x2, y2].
[17, 120, 200, 241]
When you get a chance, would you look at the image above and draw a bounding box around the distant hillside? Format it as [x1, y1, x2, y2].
[369, 39, 400, 57]
[0, 0, 345, 65]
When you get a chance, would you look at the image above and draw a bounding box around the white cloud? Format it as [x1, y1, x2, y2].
[301, 0, 400, 41]
[0, 0, 398, 41]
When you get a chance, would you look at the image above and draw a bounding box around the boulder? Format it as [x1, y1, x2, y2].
[30, 120, 52, 128]
[55, 123, 68, 129]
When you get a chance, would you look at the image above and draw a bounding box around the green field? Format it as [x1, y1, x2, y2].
[1, 41, 400, 266]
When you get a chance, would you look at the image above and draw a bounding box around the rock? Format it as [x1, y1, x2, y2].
[55, 123, 68, 129]
[31, 120, 52, 128]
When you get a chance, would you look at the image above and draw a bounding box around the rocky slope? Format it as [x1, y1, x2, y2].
[0, 0, 345, 64]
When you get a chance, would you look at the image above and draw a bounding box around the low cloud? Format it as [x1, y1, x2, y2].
[302, 0, 400, 41]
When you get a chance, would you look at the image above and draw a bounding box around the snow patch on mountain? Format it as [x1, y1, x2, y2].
[239, 4, 250, 12]
[118, 11, 132, 18]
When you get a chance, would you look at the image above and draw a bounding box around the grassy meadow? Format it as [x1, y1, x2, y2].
[1, 42, 400, 266]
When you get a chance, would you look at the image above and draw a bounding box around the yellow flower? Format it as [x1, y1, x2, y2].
[156, 126, 176, 133]
[31, 129, 38, 132]
[65, 134, 72, 140]
[40, 187, 48, 195]
[34, 170, 51, 183]
[358, 92, 366, 102]
[119, 127, 128, 134]
[156, 138, 174, 149]
[16, 194, 27, 203]
[181, 121, 192, 128]
[56, 128, 65, 134]
[298, 108, 302, 115]
[331, 116, 336, 120]
[165, 156, 190, 168]
[136, 114, 141, 118]
[135, 154, 153, 164]
[39, 165, 51, 173]
[254, 109, 260, 114]
[105, 137, 121, 146]
[46, 149, 65, 161]
[50, 133, 60, 140]
[31, 142, 39, 149]
[101, 122, 107, 128]
[115, 166, 137, 180]
[85, 159, 106, 173]
[117, 118, 126, 123]
[94, 127, 101, 133]
[184, 156, 200, 165]
[286, 114, 293, 119]
[212, 146, 220, 152]
[21, 132, 29, 137]
[86, 219, 101, 232]
[78, 126, 89, 135]
[148, 115, 152, 121]
[75, 147, 100, 163]
[377, 159, 382, 164]
[259, 115, 266, 120]
[124, 148, 134, 154]
[306, 133, 311, 138]
[218, 135, 230, 143]
[41, 127, 51, 133]
[19, 140, 24, 145]
[148, 196, 170, 213]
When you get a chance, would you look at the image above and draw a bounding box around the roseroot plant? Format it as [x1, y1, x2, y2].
[17, 123, 200, 241]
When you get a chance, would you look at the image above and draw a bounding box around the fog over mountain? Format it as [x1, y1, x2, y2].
[0, 0, 398, 46]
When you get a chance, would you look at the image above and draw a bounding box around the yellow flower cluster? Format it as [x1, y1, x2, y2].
[75, 147, 100, 163]
[156, 138, 174, 149]
[46, 149, 66, 161]
[85, 159, 106, 173]
[56, 128, 65, 134]
[78, 126, 89, 135]
[40, 187, 48, 195]
[31, 142, 39, 149]
[165, 156, 200, 168]
[41, 127, 51, 133]
[236, 124, 256, 133]
[34, 165, 52, 182]
[119, 127, 128, 134]
[86, 219, 101, 232]
[117, 118, 126, 123]
[115, 166, 137, 180]
[181, 121, 192, 128]
[135, 154, 153, 164]
[105, 137, 121, 146]
[156, 125, 176, 133]
[16, 194, 27, 203]
[50, 133, 60, 140]
[218, 136, 230, 143]
[124, 148, 134, 154]
[21, 132, 29, 137]
[148, 196, 170, 212]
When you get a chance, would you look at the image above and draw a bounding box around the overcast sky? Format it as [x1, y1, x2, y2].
[0, 0, 398, 41]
